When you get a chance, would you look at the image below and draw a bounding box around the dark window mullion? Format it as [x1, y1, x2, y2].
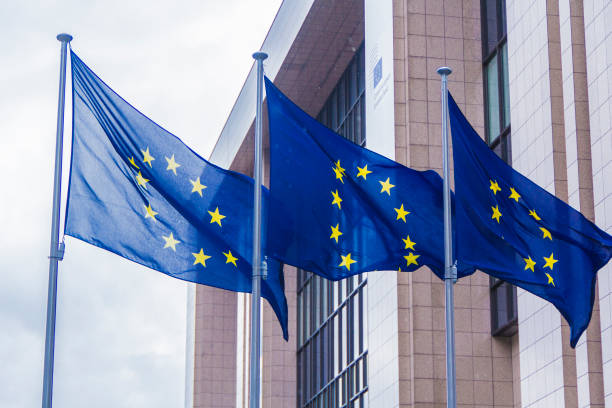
[481, 0, 517, 338]
[297, 44, 368, 407]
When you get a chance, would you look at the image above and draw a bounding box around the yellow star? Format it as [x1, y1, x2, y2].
[135, 171, 149, 189]
[330, 224, 343, 243]
[489, 180, 501, 195]
[404, 252, 420, 267]
[509, 187, 521, 202]
[379, 177, 395, 195]
[332, 166, 345, 183]
[334, 160, 346, 175]
[331, 190, 342, 209]
[545, 273, 555, 287]
[192, 249, 211, 267]
[165, 154, 181, 175]
[144, 204, 158, 221]
[491, 205, 502, 223]
[339, 253, 357, 271]
[540, 227, 552, 240]
[190, 177, 207, 197]
[543, 253, 558, 270]
[356, 164, 372, 180]
[208, 207, 226, 227]
[402, 235, 416, 250]
[162, 232, 180, 251]
[141, 147, 155, 168]
[529, 209, 541, 221]
[223, 250, 238, 267]
[128, 156, 139, 169]
[394, 204, 410, 222]
[523, 255, 536, 272]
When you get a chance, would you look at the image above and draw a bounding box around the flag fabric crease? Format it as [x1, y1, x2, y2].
[448, 92, 612, 347]
[265, 77, 474, 281]
[65, 51, 288, 339]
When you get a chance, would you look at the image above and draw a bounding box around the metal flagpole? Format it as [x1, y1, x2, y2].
[437, 66, 457, 408]
[42, 33, 72, 408]
[249, 51, 267, 408]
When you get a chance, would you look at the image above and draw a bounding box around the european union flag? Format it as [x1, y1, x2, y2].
[448, 93, 612, 347]
[66, 51, 288, 339]
[265, 78, 473, 280]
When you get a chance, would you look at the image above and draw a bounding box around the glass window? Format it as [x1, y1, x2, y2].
[481, 0, 517, 337]
[486, 56, 500, 142]
[501, 43, 510, 128]
[485, 0, 499, 54]
[482, 0, 510, 147]
[296, 44, 368, 407]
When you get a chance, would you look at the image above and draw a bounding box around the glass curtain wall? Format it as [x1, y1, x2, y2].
[481, 0, 518, 336]
[296, 45, 368, 408]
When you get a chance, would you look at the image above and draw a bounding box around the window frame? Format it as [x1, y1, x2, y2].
[481, 0, 518, 337]
[296, 44, 369, 408]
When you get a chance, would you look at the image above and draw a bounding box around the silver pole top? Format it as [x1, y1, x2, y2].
[437, 66, 452, 76]
[56, 33, 73, 43]
[252, 52, 268, 61]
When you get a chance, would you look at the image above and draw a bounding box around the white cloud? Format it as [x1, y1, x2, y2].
[0, 0, 281, 406]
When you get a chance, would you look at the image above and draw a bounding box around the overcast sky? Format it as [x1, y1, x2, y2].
[0, 1, 282, 406]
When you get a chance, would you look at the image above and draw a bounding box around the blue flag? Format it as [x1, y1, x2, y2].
[448, 93, 612, 347]
[265, 78, 473, 280]
[66, 51, 288, 339]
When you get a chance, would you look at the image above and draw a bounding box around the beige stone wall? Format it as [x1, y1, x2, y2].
[261, 265, 297, 408]
[193, 0, 612, 406]
[507, 0, 607, 407]
[558, 1, 605, 407]
[391, 0, 515, 406]
[193, 286, 237, 407]
[507, 0, 569, 406]
[583, 0, 612, 406]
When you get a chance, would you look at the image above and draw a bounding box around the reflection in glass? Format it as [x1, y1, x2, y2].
[501, 43, 510, 128]
[486, 57, 500, 142]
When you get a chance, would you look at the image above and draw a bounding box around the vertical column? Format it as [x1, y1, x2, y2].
[260, 142, 297, 408]
[193, 287, 237, 408]
[583, 0, 612, 406]
[505, 0, 600, 406]
[261, 266, 297, 408]
[393, 0, 515, 406]
[558, 1, 605, 407]
[365, 0, 400, 407]
[507, 0, 567, 406]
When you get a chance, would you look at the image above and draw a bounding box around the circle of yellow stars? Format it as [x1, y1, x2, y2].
[488, 178, 558, 287]
[125, 145, 240, 270]
[329, 158, 420, 273]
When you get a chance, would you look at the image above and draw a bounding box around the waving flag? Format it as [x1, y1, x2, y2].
[449, 92, 612, 347]
[66, 51, 288, 339]
[265, 77, 473, 280]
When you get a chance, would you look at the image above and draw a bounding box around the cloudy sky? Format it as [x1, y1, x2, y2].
[0, 1, 281, 406]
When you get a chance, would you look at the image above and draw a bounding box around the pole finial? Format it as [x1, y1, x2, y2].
[437, 66, 452, 76]
[56, 33, 73, 43]
[252, 51, 268, 61]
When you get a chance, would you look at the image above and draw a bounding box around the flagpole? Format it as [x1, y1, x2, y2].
[437, 66, 457, 408]
[42, 33, 72, 408]
[249, 51, 267, 408]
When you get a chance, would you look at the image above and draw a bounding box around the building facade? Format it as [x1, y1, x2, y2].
[190, 0, 612, 407]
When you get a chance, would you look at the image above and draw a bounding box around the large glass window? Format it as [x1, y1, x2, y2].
[481, 0, 517, 336]
[482, 0, 511, 161]
[297, 44, 368, 408]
